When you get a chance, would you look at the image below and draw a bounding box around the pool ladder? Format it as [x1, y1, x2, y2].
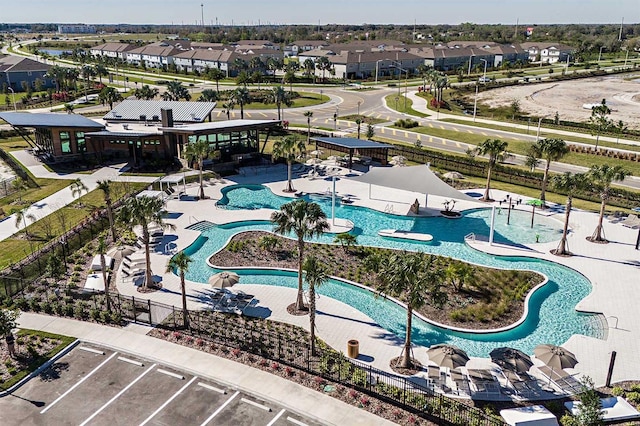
[384, 203, 394, 213]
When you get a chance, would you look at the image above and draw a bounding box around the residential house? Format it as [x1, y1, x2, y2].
[0, 55, 54, 92]
[89, 43, 136, 61]
[125, 44, 182, 68]
[521, 43, 574, 63]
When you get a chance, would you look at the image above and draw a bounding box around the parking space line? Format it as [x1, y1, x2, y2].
[78, 346, 105, 355]
[198, 382, 226, 394]
[199, 391, 240, 426]
[157, 368, 185, 380]
[138, 376, 198, 426]
[241, 397, 271, 411]
[118, 356, 144, 367]
[41, 351, 118, 414]
[78, 364, 157, 426]
[266, 409, 286, 426]
[286, 416, 309, 426]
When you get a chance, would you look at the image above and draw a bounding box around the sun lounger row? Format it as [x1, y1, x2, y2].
[209, 290, 255, 315]
[620, 214, 640, 228]
[537, 365, 582, 394]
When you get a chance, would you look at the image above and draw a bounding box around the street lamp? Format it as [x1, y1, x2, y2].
[357, 100, 361, 116]
[467, 55, 475, 76]
[480, 59, 488, 83]
[598, 46, 605, 62]
[473, 83, 479, 122]
[536, 116, 548, 141]
[374, 59, 383, 84]
[7, 87, 17, 111]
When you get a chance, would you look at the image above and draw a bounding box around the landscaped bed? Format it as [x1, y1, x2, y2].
[209, 231, 544, 330]
[0, 329, 75, 390]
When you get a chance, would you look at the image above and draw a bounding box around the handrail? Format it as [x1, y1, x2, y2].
[465, 232, 476, 241]
[606, 315, 619, 329]
[189, 216, 199, 224]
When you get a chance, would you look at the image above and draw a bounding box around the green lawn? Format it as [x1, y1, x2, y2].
[384, 94, 428, 117]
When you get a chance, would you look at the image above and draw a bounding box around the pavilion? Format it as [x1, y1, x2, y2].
[311, 137, 392, 168]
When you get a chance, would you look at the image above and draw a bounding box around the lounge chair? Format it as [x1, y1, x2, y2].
[537, 365, 582, 394]
[451, 370, 471, 396]
[620, 214, 640, 228]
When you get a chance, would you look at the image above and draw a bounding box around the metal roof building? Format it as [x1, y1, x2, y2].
[0, 112, 104, 129]
[103, 100, 217, 123]
[312, 137, 392, 168]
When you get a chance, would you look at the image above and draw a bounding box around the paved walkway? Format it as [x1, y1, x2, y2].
[16, 313, 394, 426]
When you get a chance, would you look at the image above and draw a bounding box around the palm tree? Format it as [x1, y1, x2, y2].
[206, 68, 225, 91]
[166, 251, 192, 328]
[99, 86, 123, 109]
[118, 196, 173, 289]
[94, 64, 108, 84]
[588, 99, 612, 149]
[267, 86, 291, 120]
[551, 173, 587, 256]
[271, 200, 329, 311]
[303, 111, 313, 145]
[532, 138, 569, 205]
[64, 103, 75, 114]
[272, 135, 306, 193]
[97, 180, 117, 242]
[315, 57, 332, 82]
[367, 252, 443, 369]
[283, 70, 296, 92]
[199, 89, 218, 102]
[184, 140, 211, 199]
[355, 118, 362, 139]
[222, 101, 235, 120]
[80, 65, 96, 101]
[303, 255, 328, 355]
[15, 207, 35, 239]
[162, 81, 191, 101]
[229, 87, 250, 119]
[333, 233, 357, 253]
[134, 84, 159, 100]
[303, 58, 316, 83]
[11, 177, 28, 202]
[236, 71, 251, 88]
[444, 262, 475, 292]
[587, 165, 632, 243]
[70, 178, 88, 200]
[96, 236, 111, 311]
[475, 139, 509, 201]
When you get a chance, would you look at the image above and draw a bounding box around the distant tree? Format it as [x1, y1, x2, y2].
[366, 123, 375, 140]
[509, 99, 521, 120]
[303, 111, 313, 145]
[333, 233, 358, 253]
[266, 86, 291, 121]
[475, 139, 509, 201]
[587, 165, 632, 243]
[588, 99, 612, 149]
[614, 120, 628, 144]
[206, 67, 225, 91]
[99, 86, 123, 109]
[229, 87, 251, 119]
[199, 89, 219, 102]
[162, 81, 191, 101]
[531, 138, 569, 204]
[134, 84, 159, 100]
[551, 172, 587, 256]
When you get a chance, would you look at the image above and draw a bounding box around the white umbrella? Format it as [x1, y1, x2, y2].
[306, 158, 323, 166]
[534, 344, 578, 370]
[327, 155, 339, 161]
[208, 271, 240, 289]
[427, 344, 470, 370]
[309, 149, 324, 157]
[443, 171, 464, 180]
[391, 155, 407, 162]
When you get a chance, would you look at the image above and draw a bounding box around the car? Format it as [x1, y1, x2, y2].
[478, 76, 491, 83]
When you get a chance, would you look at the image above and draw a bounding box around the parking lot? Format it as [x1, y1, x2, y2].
[0, 344, 322, 426]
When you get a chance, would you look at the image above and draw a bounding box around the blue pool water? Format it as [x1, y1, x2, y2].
[182, 184, 600, 357]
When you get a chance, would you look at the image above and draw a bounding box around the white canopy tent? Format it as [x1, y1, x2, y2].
[159, 175, 186, 193]
[349, 164, 477, 206]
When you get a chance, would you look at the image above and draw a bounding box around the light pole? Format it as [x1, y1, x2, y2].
[357, 100, 361, 116]
[404, 69, 408, 110]
[375, 59, 383, 84]
[624, 48, 629, 67]
[467, 55, 474, 76]
[598, 46, 605, 62]
[473, 83, 479, 122]
[7, 87, 17, 111]
[536, 116, 546, 141]
[480, 59, 488, 83]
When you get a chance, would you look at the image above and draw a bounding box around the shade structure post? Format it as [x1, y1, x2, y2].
[332, 175, 336, 225]
[531, 205, 536, 228]
[489, 205, 496, 245]
[183, 171, 186, 193]
[424, 193, 428, 209]
[368, 183, 371, 199]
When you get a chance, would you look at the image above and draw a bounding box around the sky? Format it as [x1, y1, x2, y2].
[3, 0, 636, 25]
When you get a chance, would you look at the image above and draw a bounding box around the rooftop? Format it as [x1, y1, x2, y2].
[103, 100, 217, 123]
[312, 137, 392, 150]
[159, 119, 281, 134]
[0, 112, 105, 129]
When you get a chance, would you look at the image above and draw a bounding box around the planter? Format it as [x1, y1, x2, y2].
[347, 339, 359, 359]
[440, 211, 462, 219]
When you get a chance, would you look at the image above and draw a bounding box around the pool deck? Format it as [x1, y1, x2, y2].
[112, 163, 640, 395]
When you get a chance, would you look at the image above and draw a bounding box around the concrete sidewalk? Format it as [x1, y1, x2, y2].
[16, 313, 395, 426]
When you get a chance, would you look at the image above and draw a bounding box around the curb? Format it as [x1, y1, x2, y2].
[0, 339, 80, 397]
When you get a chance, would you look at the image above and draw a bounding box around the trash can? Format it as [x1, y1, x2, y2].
[347, 339, 359, 359]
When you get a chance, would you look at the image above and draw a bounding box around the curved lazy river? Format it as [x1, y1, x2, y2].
[181, 184, 602, 357]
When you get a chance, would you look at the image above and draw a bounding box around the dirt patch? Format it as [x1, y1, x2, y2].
[474, 74, 640, 128]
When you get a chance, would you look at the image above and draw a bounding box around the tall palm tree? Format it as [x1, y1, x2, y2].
[97, 180, 117, 242]
[315, 57, 332, 82]
[303, 58, 316, 83]
[134, 84, 159, 100]
[551, 173, 587, 256]
[475, 139, 509, 201]
[184, 139, 211, 199]
[267, 86, 291, 120]
[229, 87, 250, 119]
[271, 200, 329, 311]
[162, 81, 191, 101]
[80, 65, 96, 101]
[96, 236, 110, 311]
[99, 86, 123, 109]
[199, 89, 218, 102]
[587, 165, 632, 243]
[70, 178, 88, 199]
[166, 251, 192, 328]
[15, 207, 35, 239]
[355, 118, 362, 139]
[272, 135, 306, 193]
[206, 67, 225, 91]
[235, 71, 251, 88]
[532, 138, 569, 204]
[118, 196, 173, 289]
[303, 255, 328, 355]
[303, 111, 313, 145]
[94, 64, 108, 84]
[367, 252, 443, 369]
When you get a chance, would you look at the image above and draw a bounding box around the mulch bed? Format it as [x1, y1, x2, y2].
[0, 333, 62, 386]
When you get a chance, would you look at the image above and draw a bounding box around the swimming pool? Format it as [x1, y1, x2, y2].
[182, 184, 601, 357]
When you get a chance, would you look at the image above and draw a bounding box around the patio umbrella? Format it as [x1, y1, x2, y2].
[391, 155, 407, 163]
[443, 171, 464, 180]
[527, 199, 544, 228]
[534, 344, 578, 370]
[490, 347, 534, 373]
[208, 271, 240, 289]
[427, 344, 470, 370]
[327, 155, 339, 161]
[306, 158, 323, 166]
[309, 149, 323, 157]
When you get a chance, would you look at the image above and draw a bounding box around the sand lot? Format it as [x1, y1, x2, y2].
[475, 73, 640, 128]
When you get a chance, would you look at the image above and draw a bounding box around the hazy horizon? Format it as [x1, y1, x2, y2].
[2, 0, 636, 26]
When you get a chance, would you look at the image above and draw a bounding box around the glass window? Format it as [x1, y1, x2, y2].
[75, 132, 86, 152]
[60, 131, 71, 154]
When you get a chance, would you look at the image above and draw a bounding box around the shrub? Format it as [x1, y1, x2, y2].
[28, 298, 41, 312]
[231, 348, 241, 357]
[611, 386, 625, 397]
[195, 338, 204, 347]
[559, 414, 578, 426]
[90, 308, 101, 321]
[172, 331, 182, 340]
[348, 389, 359, 399]
[40, 301, 53, 314]
[626, 391, 640, 404]
[394, 118, 419, 128]
[270, 362, 280, 370]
